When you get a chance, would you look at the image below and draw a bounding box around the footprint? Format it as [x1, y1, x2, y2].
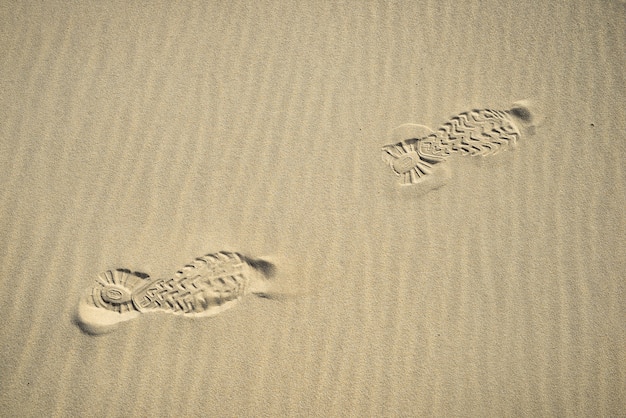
[382, 101, 538, 187]
[76, 252, 284, 334]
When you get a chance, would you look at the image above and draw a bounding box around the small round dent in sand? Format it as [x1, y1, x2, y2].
[76, 252, 288, 335]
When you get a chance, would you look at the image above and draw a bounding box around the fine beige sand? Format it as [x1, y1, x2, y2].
[1, 1, 624, 417]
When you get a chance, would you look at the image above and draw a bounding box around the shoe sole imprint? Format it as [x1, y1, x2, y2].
[382, 101, 536, 186]
[77, 251, 276, 334]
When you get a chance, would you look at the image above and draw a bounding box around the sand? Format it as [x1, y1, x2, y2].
[1, 1, 624, 416]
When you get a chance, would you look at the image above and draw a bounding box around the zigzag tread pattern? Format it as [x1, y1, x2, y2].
[419, 109, 520, 158]
[132, 252, 250, 314]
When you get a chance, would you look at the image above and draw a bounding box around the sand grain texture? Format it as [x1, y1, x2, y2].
[1, 1, 624, 417]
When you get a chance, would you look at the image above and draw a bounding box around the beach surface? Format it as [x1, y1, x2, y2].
[1, 1, 624, 416]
